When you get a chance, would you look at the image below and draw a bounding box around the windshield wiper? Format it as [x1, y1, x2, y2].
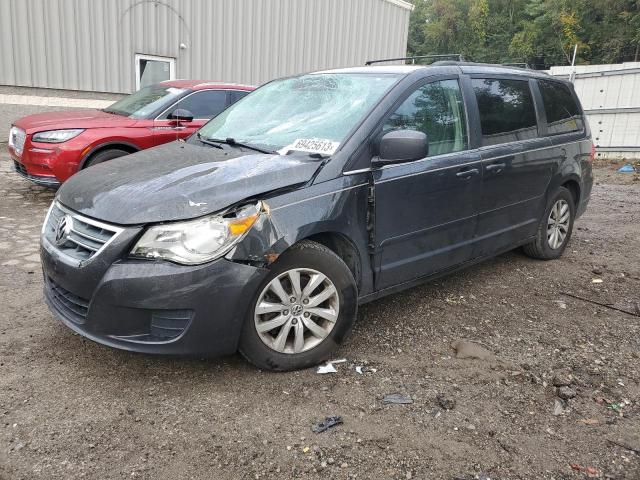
[208, 137, 276, 155]
[101, 108, 126, 116]
[196, 133, 224, 149]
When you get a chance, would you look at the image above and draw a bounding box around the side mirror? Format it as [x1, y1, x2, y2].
[374, 129, 428, 166]
[168, 109, 194, 122]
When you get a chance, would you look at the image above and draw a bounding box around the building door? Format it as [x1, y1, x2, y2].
[135, 54, 176, 90]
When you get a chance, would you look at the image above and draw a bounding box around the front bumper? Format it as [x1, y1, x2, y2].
[41, 239, 269, 356]
[8, 137, 83, 186]
[13, 160, 61, 187]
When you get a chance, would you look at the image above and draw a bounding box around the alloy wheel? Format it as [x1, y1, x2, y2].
[254, 268, 340, 354]
[547, 199, 570, 249]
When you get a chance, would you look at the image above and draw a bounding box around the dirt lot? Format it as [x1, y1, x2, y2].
[0, 151, 638, 480]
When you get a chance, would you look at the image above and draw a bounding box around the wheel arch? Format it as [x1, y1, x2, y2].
[545, 173, 581, 208]
[303, 232, 363, 290]
[79, 141, 141, 169]
[561, 178, 581, 207]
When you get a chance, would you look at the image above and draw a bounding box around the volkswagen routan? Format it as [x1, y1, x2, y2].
[40, 62, 593, 370]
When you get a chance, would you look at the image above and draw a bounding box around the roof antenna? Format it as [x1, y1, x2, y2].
[569, 44, 578, 83]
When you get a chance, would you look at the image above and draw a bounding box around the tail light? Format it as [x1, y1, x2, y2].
[588, 143, 596, 163]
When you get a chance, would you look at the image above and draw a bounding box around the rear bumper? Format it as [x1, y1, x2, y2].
[41, 241, 269, 356]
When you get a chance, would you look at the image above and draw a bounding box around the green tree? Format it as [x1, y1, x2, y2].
[406, 0, 640, 68]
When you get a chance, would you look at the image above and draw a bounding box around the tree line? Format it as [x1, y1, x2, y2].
[407, 0, 640, 69]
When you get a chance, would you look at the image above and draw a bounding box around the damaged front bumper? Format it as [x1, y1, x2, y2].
[41, 242, 269, 356]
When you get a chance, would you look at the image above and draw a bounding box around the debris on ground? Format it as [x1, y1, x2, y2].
[618, 163, 635, 173]
[607, 439, 640, 455]
[450, 340, 495, 360]
[436, 393, 456, 411]
[570, 464, 599, 477]
[606, 399, 631, 415]
[382, 393, 414, 405]
[557, 386, 577, 400]
[553, 399, 567, 416]
[561, 291, 640, 317]
[592, 278, 603, 284]
[311, 416, 343, 434]
[552, 369, 573, 387]
[453, 473, 492, 480]
[316, 358, 347, 373]
[317, 363, 337, 374]
[579, 418, 601, 426]
[554, 299, 567, 309]
[354, 365, 377, 374]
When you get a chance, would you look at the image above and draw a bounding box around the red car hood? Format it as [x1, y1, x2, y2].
[13, 109, 137, 134]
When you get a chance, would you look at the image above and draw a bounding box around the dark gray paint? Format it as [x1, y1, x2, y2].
[44, 64, 594, 357]
[58, 142, 323, 224]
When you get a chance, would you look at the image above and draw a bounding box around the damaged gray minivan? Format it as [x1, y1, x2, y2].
[41, 62, 593, 370]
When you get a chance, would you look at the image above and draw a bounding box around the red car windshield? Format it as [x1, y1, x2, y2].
[103, 85, 186, 119]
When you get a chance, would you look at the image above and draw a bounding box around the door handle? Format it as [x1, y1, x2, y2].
[456, 168, 479, 179]
[485, 163, 506, 173]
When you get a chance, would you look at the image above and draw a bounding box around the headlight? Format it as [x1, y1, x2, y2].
[130, 202, 263, 265]
[32, 129, 84, 143]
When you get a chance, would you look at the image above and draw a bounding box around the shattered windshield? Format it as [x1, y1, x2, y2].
[197, 73, 400, 153]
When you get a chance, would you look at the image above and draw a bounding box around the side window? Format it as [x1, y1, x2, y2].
[472, 78, 537, 146]
[228, 90, 250, 105]
[163, 90, 228, 119]
[538, 80, 584, 135]
[383, 79, 468, 156]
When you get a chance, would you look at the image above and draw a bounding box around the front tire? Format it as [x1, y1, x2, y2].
[523, 186, 575, 260]
[239, 240, 358, 371]
[84, 148, 130, 168]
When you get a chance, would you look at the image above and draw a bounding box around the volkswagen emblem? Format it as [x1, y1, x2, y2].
[54, 214, 73, 246]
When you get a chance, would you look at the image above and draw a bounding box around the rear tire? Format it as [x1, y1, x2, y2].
[84, 148, 130, 168]
[522, 186, 575, 260]
[239, 240, 358, 371]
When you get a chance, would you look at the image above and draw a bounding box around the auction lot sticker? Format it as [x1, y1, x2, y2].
[279, 138, 340, 156]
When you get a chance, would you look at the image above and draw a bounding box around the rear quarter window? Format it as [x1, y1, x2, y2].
[472, 78, 538, 146]
[538, 80, 584, 135]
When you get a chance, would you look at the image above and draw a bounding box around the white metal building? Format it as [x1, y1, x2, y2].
[549, 62, 640, 159]
[0, 0, 413, 94]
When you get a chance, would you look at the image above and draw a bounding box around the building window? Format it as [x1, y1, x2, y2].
[135, 54, 176, 90]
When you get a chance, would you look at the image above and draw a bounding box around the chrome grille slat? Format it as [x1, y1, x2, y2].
[42, 201, 123, 264]
[66, 235, 100, 252]
[69, 226, 109, 244]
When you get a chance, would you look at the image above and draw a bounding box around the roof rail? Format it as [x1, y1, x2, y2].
[501, 62, 531, 69]
[365, 54, 465, 66]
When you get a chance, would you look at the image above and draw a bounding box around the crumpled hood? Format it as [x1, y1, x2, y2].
[14, 109, 137, 134]
[58, 141, 323, 225]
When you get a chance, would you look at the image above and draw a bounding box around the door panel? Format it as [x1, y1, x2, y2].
[473, 139, 554, 256]
[373, 77, 481, 290]
[470, 77, 556, 257]
[374, 151, 482, 290]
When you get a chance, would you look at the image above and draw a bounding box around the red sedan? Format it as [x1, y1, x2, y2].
[7, 80, 254, 186]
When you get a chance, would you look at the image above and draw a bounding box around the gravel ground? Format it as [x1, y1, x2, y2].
[0, 152, 638, 480]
